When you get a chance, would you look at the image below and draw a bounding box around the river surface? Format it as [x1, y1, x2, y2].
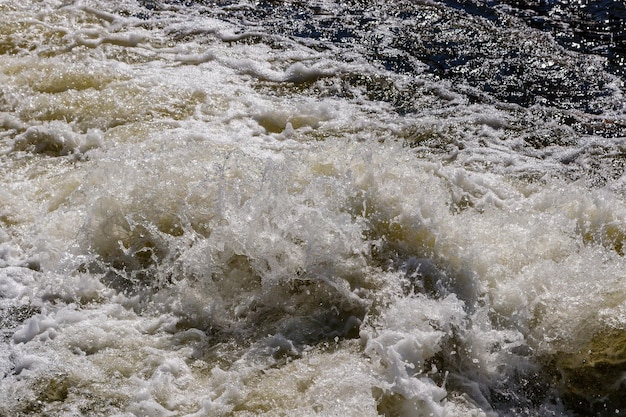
[1, 0, 626, 416]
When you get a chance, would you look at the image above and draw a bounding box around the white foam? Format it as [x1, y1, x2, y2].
[1, 0, 625, 415]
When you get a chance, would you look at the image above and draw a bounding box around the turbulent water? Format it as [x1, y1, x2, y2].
[1, 0, 626, 415]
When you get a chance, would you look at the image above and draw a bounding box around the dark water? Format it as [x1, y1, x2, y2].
[498, 0, 626, 73]
[152, 0, 626, 128]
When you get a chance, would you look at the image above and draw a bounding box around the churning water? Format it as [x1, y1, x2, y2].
[1, 0, 626, 415]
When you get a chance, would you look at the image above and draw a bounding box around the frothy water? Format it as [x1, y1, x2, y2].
[1, 1, 626, 416]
